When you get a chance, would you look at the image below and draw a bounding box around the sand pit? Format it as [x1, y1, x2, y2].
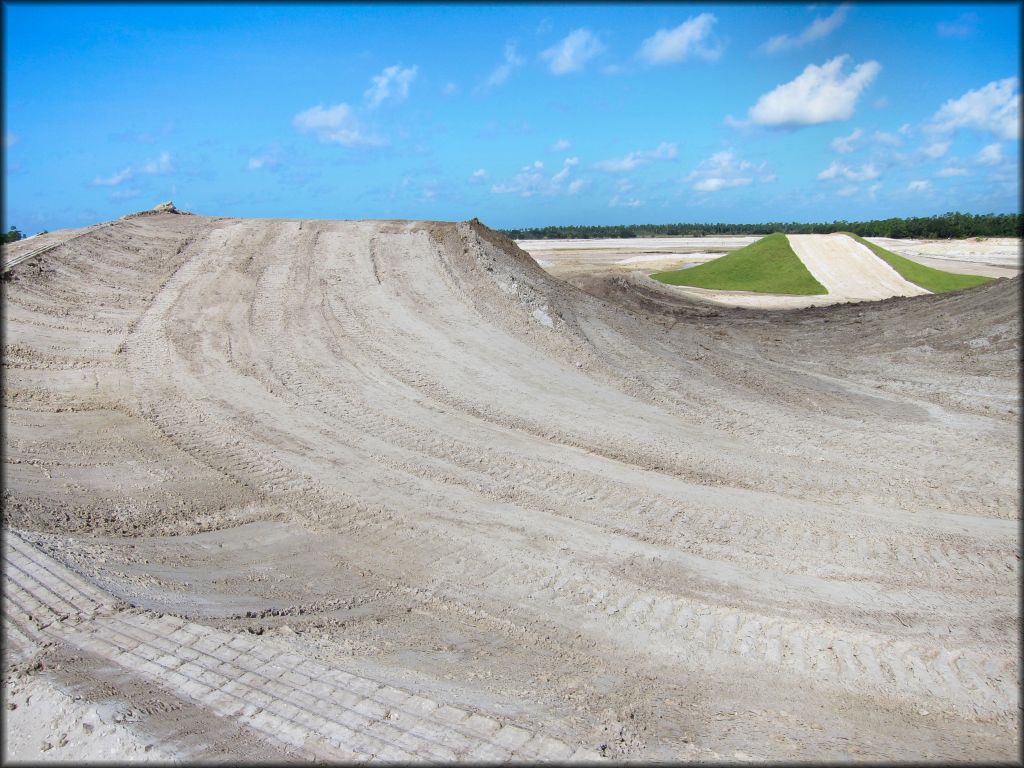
[2, 214, 1020, 761]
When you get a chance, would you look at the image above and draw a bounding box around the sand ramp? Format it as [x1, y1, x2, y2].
[2, 214, 1019, 760]
[788, 233, 930, 302]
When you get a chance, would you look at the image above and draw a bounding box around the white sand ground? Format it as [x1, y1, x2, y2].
[2, 215, 1019, 762]
[788, 234, 931, 302]
[642, 234, 933, 310]
[3, 676, 179, 763]
[867, 237, 1021, 278]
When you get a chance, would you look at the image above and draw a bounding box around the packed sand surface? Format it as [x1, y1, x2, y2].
[787, 233, 930, 302]
[866, 237, 1021, 277]
[522, 233, 1018, 310]
[517, 236, 757, 276]
[2, 214, 1020, 761]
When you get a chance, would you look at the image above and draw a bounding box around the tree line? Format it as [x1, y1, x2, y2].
[501, 212, 1022, 240]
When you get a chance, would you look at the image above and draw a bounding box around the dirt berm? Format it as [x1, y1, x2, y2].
[2, 214, 1019, 761]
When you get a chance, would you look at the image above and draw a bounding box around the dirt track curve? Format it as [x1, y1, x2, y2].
[2, 213, 1020, 761]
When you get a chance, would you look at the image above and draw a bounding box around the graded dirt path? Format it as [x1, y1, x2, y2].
[2, 213, 1019, 761]
[787, 233, 930, 302]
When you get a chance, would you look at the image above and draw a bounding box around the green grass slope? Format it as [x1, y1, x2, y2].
[843, 233, 993, 293]
[650, 232, 827, 295]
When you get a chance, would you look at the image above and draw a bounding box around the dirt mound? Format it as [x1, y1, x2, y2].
[2, 214, 1019, 761]
[121, 200, 191, 219]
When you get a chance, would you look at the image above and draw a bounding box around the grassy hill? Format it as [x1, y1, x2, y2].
[843, 233, 993, 293]
[650, 233, 827, 295]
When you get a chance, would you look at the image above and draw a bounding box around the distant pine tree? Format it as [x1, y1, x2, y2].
[500, 212, 1021, 240]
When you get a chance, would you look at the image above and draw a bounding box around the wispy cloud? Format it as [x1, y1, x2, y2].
[817, 160, 880, 181]
[608, 195, 643, 208]
[483, 43, 524, 90]
[687, 149, 772, 192]
[921, 141, 950, 159]
[551, 138, 571, 152]
[873, 130, 903, 146]
[365, 64, 417, 109]
[976, 142, 1004, 166]
[595, 142, 677, 172]
[140, 151, 173, 174]
[936, 166, 969, 177]
[91, 151, 173, 187]
[762, 4, 850, 53]
[92, 167, 134, 187]
[929, 77, 1019, 140]
[937, 12, 978, 38]
[293, 103, 383, 146]
[830, 127, 863, 153]
[541, 29, 605, 75]
[637, 13, 721, 64]
[733, 55, 880, 128]
[247, 145, 281, 171]
[491, 157, 582, 197]
[907, 180, 930, 191]
[5, 132, 18, 148]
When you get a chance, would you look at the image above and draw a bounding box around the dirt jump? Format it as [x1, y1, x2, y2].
[2, 213, 1019, 761]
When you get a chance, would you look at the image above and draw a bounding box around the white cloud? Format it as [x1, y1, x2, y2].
[140, 151, 173, 174]
[817, 160, 879, 181]
[930, 77, 1019, 140]
[608, 195, 644, 208]
[365, 65, 418, 109]
[741, 55, 881, 128]
[831, 127, 863, 153]
[595, 142, 677, 172]
[551, 157, 579, 183]
[694, 177, 751, 192]
[442, 82, 458, 96]
[687, 149, 770, 192]
[873, 130, 903, 146]
[921, 141, 950, 159]
[542, 29, 605, 75]
[873, 96, 889, 109]
[936, 166, 969, 177]
[92, 167, 134, 186]
[91, 151, 173, 187]
[484, 43, 525, 89]
[762, 4, 850, 53]
[867, 182, 882, 199]
[937, 12, 977, 38]
[907, 180, 930, 191]
[551, 138, 571, 152]
[836, 185, 860, 197]
[471, 168, 488, 180]
[638, 13, 720, 64]
[976, 142, 1004, 166]
[293, 103, 381, 146]
[567, 179, 585, 194]
[247, 146, 280, 171]
[491, 157, 580, 197]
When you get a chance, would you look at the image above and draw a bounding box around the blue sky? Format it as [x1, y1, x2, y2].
[3, 3, 1020, 232]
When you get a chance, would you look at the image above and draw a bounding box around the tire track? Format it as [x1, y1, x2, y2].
[3, 531, 598, 762]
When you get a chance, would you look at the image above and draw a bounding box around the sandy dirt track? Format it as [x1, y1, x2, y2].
[787, 234, 930, 302]
[2, 213, 1020, 761]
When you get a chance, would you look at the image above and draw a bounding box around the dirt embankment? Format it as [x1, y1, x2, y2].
[2, 214, 1019, 762]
